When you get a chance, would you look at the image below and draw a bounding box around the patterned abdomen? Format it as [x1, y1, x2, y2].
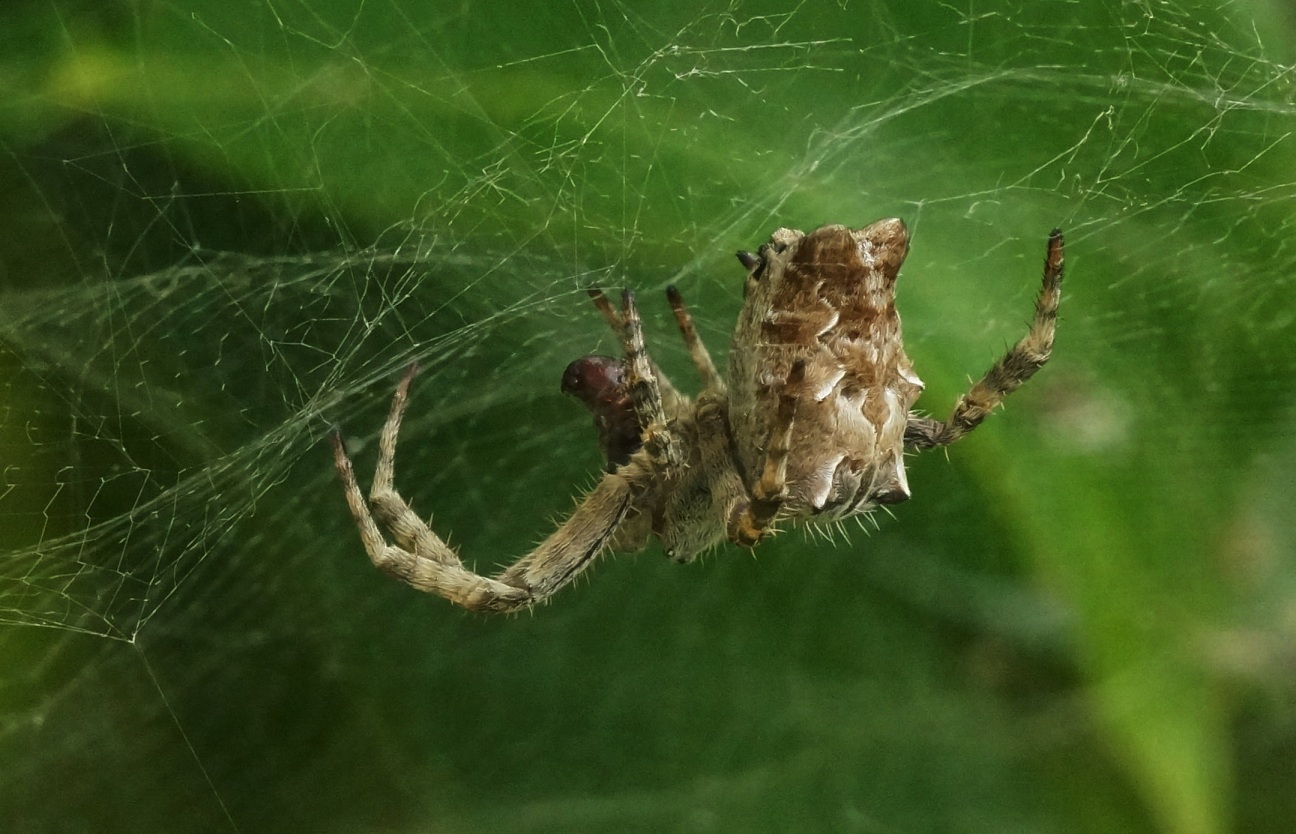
[728, 220, 925, 520]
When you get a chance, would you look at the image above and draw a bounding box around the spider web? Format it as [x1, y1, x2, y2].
[2, 1, 1296, 831]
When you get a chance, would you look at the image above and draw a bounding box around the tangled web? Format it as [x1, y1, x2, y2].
[2, 1, 1295, 832]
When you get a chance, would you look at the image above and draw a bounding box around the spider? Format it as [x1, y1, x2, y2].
[332, 219, 1064, 613]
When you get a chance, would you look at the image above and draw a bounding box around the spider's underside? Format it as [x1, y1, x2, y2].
[332, 219, 1064, 612]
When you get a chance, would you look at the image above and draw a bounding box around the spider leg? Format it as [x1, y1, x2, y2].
[365, 364, 460, 561]
[333, 427, 528, 610]
[729, 359, 806, 547]
[586, 288, 684, 410]
[906, 229, 1064, 449]
[665, 285, 724, 394]
[586, 286, 623, 331]
[332, 365, 641, 613]
[619, 289, 681, 468]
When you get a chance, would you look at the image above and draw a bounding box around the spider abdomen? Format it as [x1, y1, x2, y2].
[729, 219, 923, 521]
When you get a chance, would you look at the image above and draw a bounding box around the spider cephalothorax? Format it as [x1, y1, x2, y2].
[332, 219, 1063, 612]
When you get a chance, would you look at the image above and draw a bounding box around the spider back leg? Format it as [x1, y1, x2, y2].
[906, 229, 1063, 449]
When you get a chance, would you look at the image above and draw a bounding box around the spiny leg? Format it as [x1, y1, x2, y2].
[730, 359, 806, 547]
[906, 229, 1064, 450]
[665, 285, 724, 393]
[587, 286, 623, 332]
[332, 366, 640, 613]
[586, 288, 683, 409]
[332, 430, 394, 568]
[366, 363, 458, 562]
[333, 427, 529, 610]
[595, 284, 722, 395]
[618, 289, 679, 467]
[493, 475, 635, 600]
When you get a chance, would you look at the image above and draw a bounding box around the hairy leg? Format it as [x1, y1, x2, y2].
[907, 229, 1064, 449]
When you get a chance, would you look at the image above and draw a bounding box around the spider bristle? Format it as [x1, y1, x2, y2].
[807, 522, 841, 547]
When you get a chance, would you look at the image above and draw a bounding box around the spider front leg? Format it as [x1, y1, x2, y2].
[906, 229, 1064, 449]
[618, 289, 682, 469]
[571, 287, 716, 472]
[332, 364, 640, 613]
[665, 285, 724, 394]
[587, 288, 684, 411]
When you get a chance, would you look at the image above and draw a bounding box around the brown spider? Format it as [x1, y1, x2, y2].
[332, 219, 1064, 612]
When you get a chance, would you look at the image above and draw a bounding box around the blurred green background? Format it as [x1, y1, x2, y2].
[2, 1, 1295, 832]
